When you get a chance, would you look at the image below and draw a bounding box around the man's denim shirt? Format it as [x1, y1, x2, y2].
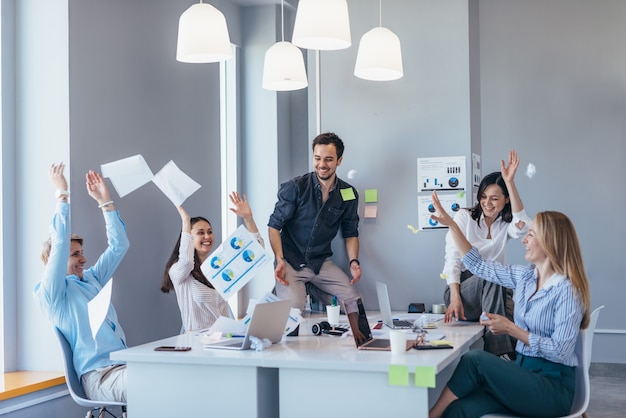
[268, 172, 359, 274]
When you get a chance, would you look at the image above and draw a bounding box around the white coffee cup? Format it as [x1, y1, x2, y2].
[326, 305, 340, 324]
[432, 304, 447, 314]
[389, 329, 407, 355]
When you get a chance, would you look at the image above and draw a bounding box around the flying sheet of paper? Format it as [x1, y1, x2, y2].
[101, 155, 154, 198]
[152, 160, 201, 206]
[87, 278, 113, 340]
[200, 225, 268, 300]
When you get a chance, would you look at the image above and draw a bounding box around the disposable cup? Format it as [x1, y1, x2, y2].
[326, 305, 340, 324]
[389, 329, 407, 355]
[432, 304, 447, 314]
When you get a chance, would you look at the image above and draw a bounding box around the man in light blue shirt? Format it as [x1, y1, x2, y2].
[34, 163, 130, 403]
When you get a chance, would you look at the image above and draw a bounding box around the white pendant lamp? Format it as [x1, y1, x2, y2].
[354, 0, 403, 81]
[262, 0, 308, 91]
[292, 0, 351, 51]
[176, 1, 232, 63]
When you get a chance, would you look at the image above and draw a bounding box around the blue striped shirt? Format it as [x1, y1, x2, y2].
[463, 247, 584, 367]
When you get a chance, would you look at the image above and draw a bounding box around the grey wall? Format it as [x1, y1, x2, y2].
[68, 0, 226, 346]
[478, 0, 626, 363]
[316, 0, 475, 313]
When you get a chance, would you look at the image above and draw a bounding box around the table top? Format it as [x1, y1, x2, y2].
[111, 311, 483, 374]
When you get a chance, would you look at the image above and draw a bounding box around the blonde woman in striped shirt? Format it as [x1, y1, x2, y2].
[429, 190, 590, 418]
[161, 192, 264, 333]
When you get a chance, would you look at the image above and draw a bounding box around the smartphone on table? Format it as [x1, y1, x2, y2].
[154, 346, 191, 352]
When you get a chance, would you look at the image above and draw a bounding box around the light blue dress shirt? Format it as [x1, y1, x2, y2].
[463, 247, 584, 367]
[34, 202, 130, 378]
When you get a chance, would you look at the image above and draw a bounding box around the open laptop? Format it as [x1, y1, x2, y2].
[203, 299, 292, 350]
[376, 281, 414, 329]
[346, 298, 413, 351]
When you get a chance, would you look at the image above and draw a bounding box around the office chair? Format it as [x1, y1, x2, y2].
[53, 327, 127, 418]
[482, 305, 604, 418]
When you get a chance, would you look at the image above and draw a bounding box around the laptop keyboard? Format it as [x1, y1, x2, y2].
[364, 339, 391, 348]
[393, 319, 414, 328]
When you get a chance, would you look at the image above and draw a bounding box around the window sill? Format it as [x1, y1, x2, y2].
[0, 371, 65, 400]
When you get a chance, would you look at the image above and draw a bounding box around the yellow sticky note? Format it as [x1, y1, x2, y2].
[340, 187, 356, 201]
[407, 224, 419, 234]
[364, 189, 378, 203]
[364, 205, 378, 218]
[439, 273, 448, 279]
[414, 366, 436, 388]
[388, 365, 409, 386]
[430, 340, 453, 346]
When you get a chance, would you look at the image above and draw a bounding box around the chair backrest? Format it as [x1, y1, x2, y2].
[481, 305, 604, 418]
[567, 305, 604, 417]
[53, 327, 92, 404]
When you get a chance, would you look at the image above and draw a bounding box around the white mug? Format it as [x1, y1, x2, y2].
[432, 304, 446, 314]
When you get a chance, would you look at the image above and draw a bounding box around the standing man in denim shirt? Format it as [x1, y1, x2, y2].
[268, 133, 362, 333]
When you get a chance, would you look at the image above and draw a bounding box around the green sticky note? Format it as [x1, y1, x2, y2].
[388, 365, 410, 386]
[414, 366, 436, 388]
[457, 191, 465, 198]
[364, 189, 378, 203]
[340, 187, 356, 201]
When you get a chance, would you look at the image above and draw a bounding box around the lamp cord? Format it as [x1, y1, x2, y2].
[281, 0, 285, 41]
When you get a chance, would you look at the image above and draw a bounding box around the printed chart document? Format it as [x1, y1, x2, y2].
[200, 225, 268, 300]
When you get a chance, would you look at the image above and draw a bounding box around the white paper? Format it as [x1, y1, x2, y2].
[87, 279, 113, 340]
[200, 225, 268, 300]
[101, 155, 154, 198]
[206, 316, 247, 335]
[417, 156, 467, 192]
[241, 292, 302, 336]
[417, 194, 463, 230]
[152, 161, 201, 206]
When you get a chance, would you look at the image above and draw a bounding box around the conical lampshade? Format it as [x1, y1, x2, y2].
[354, 26, 403, 81]
[263, 41, 308, 91]
[292, 0, 351, 50]
[176, 3, 232, 63]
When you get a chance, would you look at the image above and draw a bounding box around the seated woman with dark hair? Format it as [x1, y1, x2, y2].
[429, 191, 591, 418]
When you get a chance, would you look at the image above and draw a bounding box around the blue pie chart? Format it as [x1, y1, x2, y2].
[242, 250, 255, 263]
[222, 269, 234, 282]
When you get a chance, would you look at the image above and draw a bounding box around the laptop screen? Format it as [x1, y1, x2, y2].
[346, 298, 373, 347]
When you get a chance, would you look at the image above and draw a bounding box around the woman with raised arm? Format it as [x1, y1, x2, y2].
[440, 150, 531, 359]
[428, 190, 590, 418]
[161, 192, 264, 333]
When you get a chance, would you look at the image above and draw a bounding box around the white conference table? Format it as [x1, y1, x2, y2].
[111, 312, 483, 418]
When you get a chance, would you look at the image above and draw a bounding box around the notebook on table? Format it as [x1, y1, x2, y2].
[346, 298, 413, 351]
[203, 299, 292, 350]
[376, 281, 414, 329]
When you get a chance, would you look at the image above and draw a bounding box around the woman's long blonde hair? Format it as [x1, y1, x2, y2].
[535, 211, 591, 329]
